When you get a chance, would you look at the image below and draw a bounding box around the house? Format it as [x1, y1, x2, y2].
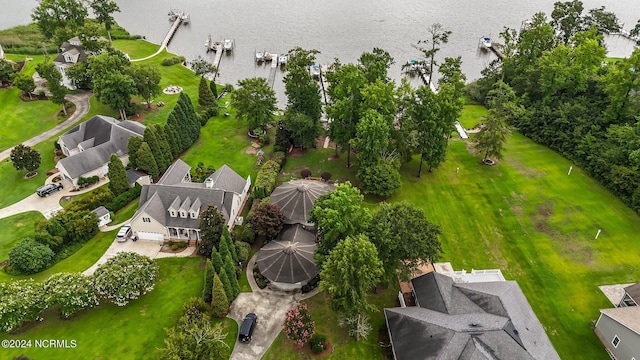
[56, 115, 145, 189]
[618, 283, 640, 307]
[126, 169, 152, 188]
[129, 159, 250, 244]
[53, 37, 87, 89]
[595, 307, 640, 360]
[92, 206, 112, 227]
[384, 271, 559, 360]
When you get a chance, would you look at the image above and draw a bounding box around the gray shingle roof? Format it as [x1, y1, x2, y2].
[126, 169, 148, 184]
[58, 116, 144, 179]
[206, 164, 248, 194]
[624, 283, 640, 304]
[91, 206, 109, 218]
[385, 272, 559, 360]
[256, 224, 317, 284]
[157, 159, 192, 185]
[270, 180, 334, 226]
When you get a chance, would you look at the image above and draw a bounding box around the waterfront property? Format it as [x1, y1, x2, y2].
[129, 159, 250, 243]
[54, 36, 88, 89]
[56, 115, 145, 189]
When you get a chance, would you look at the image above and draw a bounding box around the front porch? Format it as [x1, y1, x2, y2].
[166, 227, 200, 247]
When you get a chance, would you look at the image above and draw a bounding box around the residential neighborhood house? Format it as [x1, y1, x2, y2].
[53, 36, 88, 89]
[129, 159, 250, 244]
[384, 265, 559, 360]
[56, 115, 145, 189]
[594, 282, 640, 359]
[92, 206, 112, 227]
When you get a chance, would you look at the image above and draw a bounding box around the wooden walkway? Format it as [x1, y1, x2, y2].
[416, 67, 438, 93]
[131, 15, 183, 62]
[489, 43, 505, 60]
[267, 57, 278, 89]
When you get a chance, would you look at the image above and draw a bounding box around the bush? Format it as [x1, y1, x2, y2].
[106, 184, 142, 212]
[171, 244, 179, 251]
[9, 238, 55, 274]
[92, 252, 159, 306]
[241, 224, 256, 244]
[0, 280, 47, 332]
[301, 168, 312, 178]
[44, 272, 99, 318]
[321, 172, 332, 181]
[161, 56, 186, 66]
[65, 187, 114, 213]
[283, 303, 315, 346]
[252, 160, 280, 199]
[77, 175, 99, 188]
[223, 83, 234, 92]
[271, 151, 286, 169]
[310, 334, 327, 353]
[235, 241, 250, 264]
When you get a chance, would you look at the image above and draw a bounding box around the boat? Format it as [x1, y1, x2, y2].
[205, 34, 213, 51]
[181, 13, 190, 24]
[223, 39, 234, 52]
[278, 54, 288, 66]
[309, 64, 320, 78]
[264, 52, 274, 61]
[481, 36, 492, 48]
[255, 51, 265, 63]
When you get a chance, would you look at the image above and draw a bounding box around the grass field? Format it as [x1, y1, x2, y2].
[0, 212, 43, 262]
[0, 257, 216, 360]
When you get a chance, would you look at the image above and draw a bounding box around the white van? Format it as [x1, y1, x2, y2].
[116, 226, 132, 242]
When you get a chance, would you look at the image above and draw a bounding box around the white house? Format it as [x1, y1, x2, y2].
[56, 115, 145, 189]
[129, 159, 251, 244]
[92, 206, 112, 227]
[53, 37, 87, 90]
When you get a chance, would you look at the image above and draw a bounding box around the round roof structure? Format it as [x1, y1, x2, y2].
[256, 224, 317, 284]
[270, 179, 334, 226]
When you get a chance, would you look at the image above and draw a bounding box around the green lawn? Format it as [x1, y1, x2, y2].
[0, 257, 209, 360]
[278, 148, 357, 186]
[263, 284, 398, 360]
[112, 39, 160, 59]
[111, 198, 140, 224]
[458, 104, 488, 129]
[0, 212, 43, 262]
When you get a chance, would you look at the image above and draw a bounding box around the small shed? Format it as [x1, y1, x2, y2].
[269, 179, 334, 226]
[256, 224, 317, 289]
[92, 206, 112, 227]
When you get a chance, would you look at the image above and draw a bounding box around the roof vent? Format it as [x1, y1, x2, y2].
[205, 178, 214, 188]
[469, 323, 481, 327]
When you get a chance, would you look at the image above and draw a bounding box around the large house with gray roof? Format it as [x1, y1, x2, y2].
[594, 282, 640, 359]
[57, 115, 145, 188]
[129, 159, 250, 244]
[384, 271, 559, 360]
[54, 37, 88, 89]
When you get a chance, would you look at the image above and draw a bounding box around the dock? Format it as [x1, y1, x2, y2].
[131, 10, 186, 62]
[489, 42, 505, 60]
[267, 56, 278, 89]
[416, 66, 438, 93]
[319, 65, 329, 104]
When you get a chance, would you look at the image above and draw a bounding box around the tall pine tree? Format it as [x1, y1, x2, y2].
[218, 267, 233, 302]
[211, 246, 224, 274]
[198, 77, 216, 107]
[210, 273, 229, 317]
[225, 254, 240, 299]
[107, 154, 129, 196]
[203, 259, 214, 303]
[127, 136, 143, 169]
[136, 142, 159, 179]
[143, 126, 170, 173]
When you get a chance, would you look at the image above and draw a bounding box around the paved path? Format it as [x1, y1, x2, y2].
[0, 89, 91, 162]
[227, 254, 320, 360]
[0, 174, 109, 220]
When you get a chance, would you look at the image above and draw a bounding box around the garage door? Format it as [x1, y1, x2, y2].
[137, 232, 165, 242]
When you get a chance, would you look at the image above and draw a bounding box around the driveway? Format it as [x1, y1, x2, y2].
[0, 175, 109, 220]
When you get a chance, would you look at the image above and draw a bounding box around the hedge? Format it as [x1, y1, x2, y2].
[106, 184, 142, 212]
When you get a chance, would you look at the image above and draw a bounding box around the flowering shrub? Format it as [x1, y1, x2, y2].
[44, 272, 99, 318]
[283, 303, 315, 346]
[0, 280, 47, 332]
[92, 252, 159, 306]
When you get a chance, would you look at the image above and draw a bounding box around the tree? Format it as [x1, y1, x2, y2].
[127, 136, 143, 169]
[249, 202, 285, 240]
[66, 61, 92, 89]
[283, 47, 322, 122]
[358, 47, 395, 84]
[144, 125, 171, 173]
[221, 229, 238, 264]
[159, 310, 228, 360]
[412, 86, 446, 177]
[230, 77, 277, 131]
[210, 273, 229, 318]
[631, 20, 640, 43]
[11, 72, 36, 99]
[128, 64, 161, 110]
[224, 254, 240, 300]
[92, 252, 159, 306]
[0, 59, 16, 85]
[551, 0, 585, 44]
[203, 260, 215, 303]
[209, 79, 218, 98]
[603, 49, 640, 124]
[107, 154, 129, 197]
[408, 23, 452, 84]
[135, 142, 159, 179]
[90, 0, 120, 43]
[190, 55, 217, 77]
[10, 144, 41, 174]
[9, 238, 55, 274]
[283, 303, 315, 346]
[356, 158, 401, 197]
[49, 79, 69, 116]
[585, 6, 621, 33]
[218, 267, 233, 302]
[44, 272, 99, 318]
[473, 110, 510, 161]
[319, 234, 383, 341]
[31, 0, 87, 39]
[0, 280, 47, 332]
[211, 246, 224, 274]
[367, 202, 442, 282]
[198, 205, 225, 257]
[352, 109, 390, 167]
[281, 111, 319, 150]
[198, 77, 216, 108]
[95, 71, 136, 120]
[310, 182, 372, 267]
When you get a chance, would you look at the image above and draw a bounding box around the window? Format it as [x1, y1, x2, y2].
[180, 211, 187, 218]
[143, 217, 151, 223]
[190, 212, 198, 219]
[170, 210, 176, 217]
[612, 335, 620, 348]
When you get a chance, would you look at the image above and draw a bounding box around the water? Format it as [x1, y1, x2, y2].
[3, 0, 639, 103]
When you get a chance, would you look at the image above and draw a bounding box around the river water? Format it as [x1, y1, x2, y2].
[4, 0, 639, 103]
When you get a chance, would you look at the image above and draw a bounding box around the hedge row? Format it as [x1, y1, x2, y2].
[252, 160, 280, 199]
[106, 184, 142, 212]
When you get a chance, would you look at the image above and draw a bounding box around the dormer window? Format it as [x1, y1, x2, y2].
[190, 211, 198, 219]
[170, 210, 176, 217]
[180, 211, 187, 218]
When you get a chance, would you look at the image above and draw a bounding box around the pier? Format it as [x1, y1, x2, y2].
[416, 67, 438, 93]
[319, 65, 329, 104]
[267, 56, 278, 89]
[489, 42, 505, 60]
[131, 10, 187, 62]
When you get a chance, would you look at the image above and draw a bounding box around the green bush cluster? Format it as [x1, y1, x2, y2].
[78, 175, 100, 188]
[252, 160, 280, 199]
[161, 56, 186, 66]
[65, 187, 114, 213]
[106, 184, 142, 212]
[235, 241, 250, 264]
[310, 334, 327, 353]
[272, 151, 286, 168]
[240, 224, 255, 244]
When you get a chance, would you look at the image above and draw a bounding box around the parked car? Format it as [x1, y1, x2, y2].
[116, 225, 132, 242]
[36, 183, 63, 197]
[239, 313, 258, 343]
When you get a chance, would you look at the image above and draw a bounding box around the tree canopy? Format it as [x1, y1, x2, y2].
[10, 144, 41, 173]
[230, 77, 277, 131]
[198, 205, 225, 257]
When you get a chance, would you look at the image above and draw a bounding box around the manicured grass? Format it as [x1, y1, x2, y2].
[112, 39, 160, 60]
[278, 148, 357, 186]
[458, 104, 487, 129]
[263, 285, 399, 360]
[0, 257, 209, 360]
[0, 229, 116, 283]
[0, 212, 43, 262]
[111, 198, 140, 224]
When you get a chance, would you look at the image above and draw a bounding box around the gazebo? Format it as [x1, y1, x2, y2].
[256, 224, 318, 290]
[269, 179, 334, 226]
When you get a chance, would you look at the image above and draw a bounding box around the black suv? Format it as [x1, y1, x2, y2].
[239, 313, 257, 343]
[36, 183, 64, 197]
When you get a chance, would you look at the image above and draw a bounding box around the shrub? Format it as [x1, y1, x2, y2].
[235, 241, 250, 264]
[223, 83, 234, 92]
[283, 303, 315, 346]
[301, 168, 312, 178]
[106, 184, 142, 212]
[310, 334, 327, 353]
[44, 272, 99, 318]
[252, 160, 280, 199]
[321, 172, 332, 181]
[171, 244, 179, 251]
[241, 224, 256, 244]
[210, 273, 229, 318]
[92, 252, 159, 306]
[77, 175, 99, 188]
[178, 241, 187, 248]
[271, 151, 286, 169]
[9, 238, 55, 274]
[65, 186, 114, 213]
[161, 56, 186, 66]
[0, 280, 47, 332]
